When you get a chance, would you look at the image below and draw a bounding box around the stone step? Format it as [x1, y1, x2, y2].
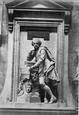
[0, 103, 78, 115]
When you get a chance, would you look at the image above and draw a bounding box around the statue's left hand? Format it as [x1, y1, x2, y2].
[29, 66, 33, 71]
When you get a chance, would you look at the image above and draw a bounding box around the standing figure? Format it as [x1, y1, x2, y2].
[25, 38, 57, 104]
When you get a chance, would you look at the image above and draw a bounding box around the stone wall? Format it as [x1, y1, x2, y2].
[0, 0, 79, 107]
[0, 1, 8, 94]
[68, 2, 79, 105]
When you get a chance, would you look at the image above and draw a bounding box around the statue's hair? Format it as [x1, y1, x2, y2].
[32, 38, 42, 46]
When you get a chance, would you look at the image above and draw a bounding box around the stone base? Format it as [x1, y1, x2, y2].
[0, 103, 77, 115]
[30, 92, 40, 103]
[17, 92, 40, 103]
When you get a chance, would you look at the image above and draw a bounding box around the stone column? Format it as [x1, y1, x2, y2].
[57, 32, 76, 107]
[72, 49, 79, 105]
[76, 49, 79, 78]
[63, 35, 69, 106]
[12, 22, 20, 102]
[57, 21, 65, 105]
[0, 0, 2, 35]
[63, 35, 76, 107]
[0, 32, 13, 104]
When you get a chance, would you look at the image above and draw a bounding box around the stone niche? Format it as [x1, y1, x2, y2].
[0, 0, 77, 109]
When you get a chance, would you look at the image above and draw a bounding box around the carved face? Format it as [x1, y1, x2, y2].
[31, 72, 38, 81]
[33, 43, 39, 50]
[25, 82, 32, 93]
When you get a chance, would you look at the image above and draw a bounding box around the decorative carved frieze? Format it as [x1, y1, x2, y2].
[8, 20, 70, 35]
[6, 0, 72, 34]
[19, 22, 60, 27]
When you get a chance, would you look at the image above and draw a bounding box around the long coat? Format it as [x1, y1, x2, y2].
[27, 45, 59, 84]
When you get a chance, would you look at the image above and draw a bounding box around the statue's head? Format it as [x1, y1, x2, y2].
[32, 38, 42, 50]
[30, 70, 39, 82]
[24, 81, 32, 93]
